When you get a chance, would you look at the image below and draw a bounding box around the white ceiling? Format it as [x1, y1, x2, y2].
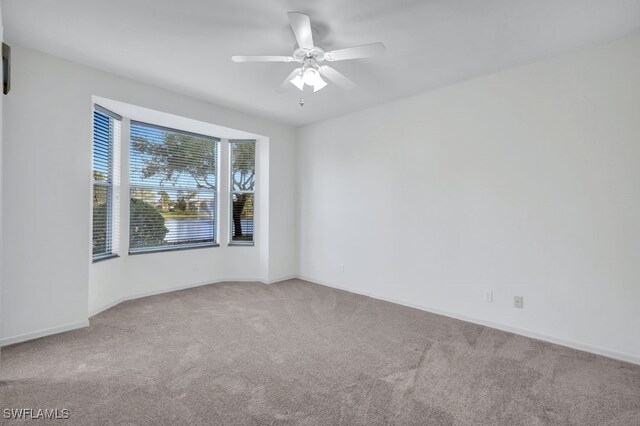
[3, 0, 640, 127]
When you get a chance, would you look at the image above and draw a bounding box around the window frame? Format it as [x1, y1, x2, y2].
[128, 120, 220, 255]
[228, 139, 256, 246]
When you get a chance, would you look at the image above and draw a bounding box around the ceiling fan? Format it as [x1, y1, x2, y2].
[231, 12, 385, 93]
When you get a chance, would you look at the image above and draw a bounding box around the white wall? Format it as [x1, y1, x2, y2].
[1, 45, 297, 344]
[298, 33, 640, 363]
[0, 2, 4, 360]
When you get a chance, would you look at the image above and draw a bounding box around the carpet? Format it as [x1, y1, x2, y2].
[1, 279, 639, 425]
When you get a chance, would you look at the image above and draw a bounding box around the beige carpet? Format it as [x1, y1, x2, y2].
[1, 279, 639, 425]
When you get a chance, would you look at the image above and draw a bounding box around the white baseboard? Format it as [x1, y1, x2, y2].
[88, 275, 298, 317]
[0, 319, 90, 347]
[4, 277, 297, 345]
[7, 274, 637, 366]
[89, 297, 126, 317]
[298, 275, 640, 366]
[262, 274, 298, 284]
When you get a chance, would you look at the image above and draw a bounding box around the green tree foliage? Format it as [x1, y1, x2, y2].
[95, 198, 168, 253]
[129, 198, 168, 249]
[175, 191, 197, 212]
[131, 132, 216, 189]
[231, 143, 255, 192]
[93, 202, 108, 255]
[158, 190, 172, 211]
[93, 170, 107, 181]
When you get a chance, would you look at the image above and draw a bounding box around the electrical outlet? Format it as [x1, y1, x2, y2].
[339, 264, 345, 273]
[484, 291, 493, 303]
[514, 296, 524, 309]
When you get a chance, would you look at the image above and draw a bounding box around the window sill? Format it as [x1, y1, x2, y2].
[92, 254, 120, 263]
[129, 243, 219, 256]
[228, 242, 255, 247]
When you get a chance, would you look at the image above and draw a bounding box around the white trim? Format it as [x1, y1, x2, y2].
[0, 320, 90, 347]
[89, 297, 126, 317]
[262, 274, 298, 284]
[89, 276, 295, 317]
[219, 139, 230, 245]
[124, 278, 262, 306]
[298, 275, 640, 366]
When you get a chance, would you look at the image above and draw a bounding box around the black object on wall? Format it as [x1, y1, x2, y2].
[3, 42, 10, 95]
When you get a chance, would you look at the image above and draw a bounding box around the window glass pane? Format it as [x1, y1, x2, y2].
[92, 111, 111, 182]
[92, 109, 114, 259]
[92, 184, 110, 256]
[230, 141, 255, 191]
[230, 140, 255, 244]
[129, 122, 219, 253]
[231, 193, 254, 242]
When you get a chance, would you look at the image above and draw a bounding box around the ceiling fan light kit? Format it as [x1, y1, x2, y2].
[231, 12, 385, 101]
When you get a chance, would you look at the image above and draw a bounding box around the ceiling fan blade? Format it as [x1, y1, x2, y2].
[318, 66, 356, 91]
[288, 12, 314, 49]
[232, 55, 294, 62]
[324, 42, 385, 61]
[277, 68, 303, 92]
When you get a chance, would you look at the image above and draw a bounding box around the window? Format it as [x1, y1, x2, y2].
[229, 140, 255, 245]
[92, 106, 121, 261]
[129, 121, 219, 253]
[89, 106, 258, 258]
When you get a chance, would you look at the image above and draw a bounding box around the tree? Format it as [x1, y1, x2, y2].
[92, 202, 108, 255]
[131, 132, 216, 189]
[175, 191, 188, 212]
[93, 170, 107, 181]
[174, 190, 197, 213]
[92, 184, 110, 255]
[129, 198, 168, 249]
[94, 198, 168, 252]
[158, 190, 172, 211]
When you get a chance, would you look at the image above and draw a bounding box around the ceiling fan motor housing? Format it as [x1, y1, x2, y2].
[293, 46, 326, 65]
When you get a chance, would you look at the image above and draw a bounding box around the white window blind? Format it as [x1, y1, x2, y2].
[129, 121, 219, 253]
[229, 140, 255, 245]
[92, 106, 121, 260]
